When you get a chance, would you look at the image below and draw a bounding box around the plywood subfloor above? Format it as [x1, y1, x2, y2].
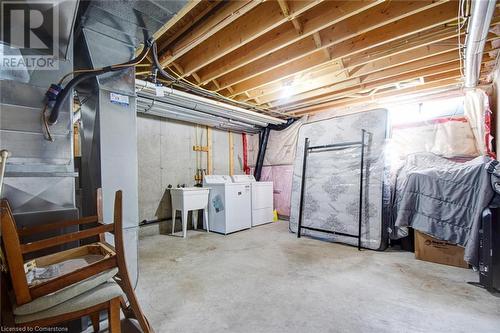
[141, 0, 500, 117]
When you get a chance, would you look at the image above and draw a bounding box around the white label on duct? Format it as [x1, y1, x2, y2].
[110, 93, 129, 106]
[155, 85, 165, 97]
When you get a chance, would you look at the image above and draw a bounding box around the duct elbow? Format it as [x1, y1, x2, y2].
[463, 0, 496, 88]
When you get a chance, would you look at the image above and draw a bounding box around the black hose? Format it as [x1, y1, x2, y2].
[254, 127, 270, 181]
[48, 38, 154, 125]
[254, 119, 295, 180]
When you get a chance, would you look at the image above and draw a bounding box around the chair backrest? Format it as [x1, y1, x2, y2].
[0, 190, 123, 306]
[1, 199, 31, 304]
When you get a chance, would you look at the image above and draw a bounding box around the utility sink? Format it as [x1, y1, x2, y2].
[170, 187, 210, 237]
[170, 187, 210, 210]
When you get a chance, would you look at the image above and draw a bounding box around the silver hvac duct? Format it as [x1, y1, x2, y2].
[136, 98, 259, 133]
[464, 0, 496, 88]
[136, 98, 260, 133]
[135, 79, 286, 128]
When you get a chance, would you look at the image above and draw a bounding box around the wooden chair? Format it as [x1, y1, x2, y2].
[0, 190, 153, 332]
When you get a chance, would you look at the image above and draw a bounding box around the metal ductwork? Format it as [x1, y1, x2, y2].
[464, 0, 496, 88]
[135, 79, 286, 132]
[75, 0, 190, 284]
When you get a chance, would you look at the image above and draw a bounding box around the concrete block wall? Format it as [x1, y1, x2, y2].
[137, 114, 247, 223]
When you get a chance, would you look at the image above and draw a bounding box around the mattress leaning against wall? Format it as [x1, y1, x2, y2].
[289, 109, 390, 250]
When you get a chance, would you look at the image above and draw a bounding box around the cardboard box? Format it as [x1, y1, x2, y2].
[414, 231, 469, 268]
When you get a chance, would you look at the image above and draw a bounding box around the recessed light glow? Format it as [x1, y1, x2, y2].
[281, 84, 294, 99]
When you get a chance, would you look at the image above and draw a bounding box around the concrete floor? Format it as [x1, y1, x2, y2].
[136, 221, 500, 333]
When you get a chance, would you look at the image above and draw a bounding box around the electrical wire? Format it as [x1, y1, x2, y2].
[57, 44, 152, 85]
[46, 38, 154, 128]
[41, 104, 53, 141]
[150, 42, 283, 117]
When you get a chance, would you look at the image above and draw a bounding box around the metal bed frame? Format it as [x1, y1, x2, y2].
[297, 130, 367, 250]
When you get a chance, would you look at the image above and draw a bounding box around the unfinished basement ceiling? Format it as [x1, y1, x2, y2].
[137, 0, 500, 117]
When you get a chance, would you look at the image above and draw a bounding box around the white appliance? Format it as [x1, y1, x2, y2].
[232, 175, 274, 227]
[203, 175, 251, 234]
[170, 188, 210, 238]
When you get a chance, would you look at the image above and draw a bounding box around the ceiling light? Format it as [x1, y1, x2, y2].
[281, 81, 295, 99]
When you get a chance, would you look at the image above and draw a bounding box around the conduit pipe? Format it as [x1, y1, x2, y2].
[464, 0, 496, 88]
[136, 79, 286, 127]
[136, 98, 260, 133]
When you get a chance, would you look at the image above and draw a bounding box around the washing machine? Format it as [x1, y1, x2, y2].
[203, 175, 251, 234]
[232, 175, 274, 227]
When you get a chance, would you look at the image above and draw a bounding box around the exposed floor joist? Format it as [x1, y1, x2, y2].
[142, 1, 500, 117]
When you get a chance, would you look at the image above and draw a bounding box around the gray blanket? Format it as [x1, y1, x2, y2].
[393, 153, 493, 266]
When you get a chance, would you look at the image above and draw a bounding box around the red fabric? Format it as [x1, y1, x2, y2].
[242, 133, 250, 175]
[484, 106, 496, 159]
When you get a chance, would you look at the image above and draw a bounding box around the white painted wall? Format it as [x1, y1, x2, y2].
[137, 114, 245, 222]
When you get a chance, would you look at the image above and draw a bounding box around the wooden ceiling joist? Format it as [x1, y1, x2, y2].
[244, 37, 463, 104]
[152, 0, 202, 41]
[275, 60, 466, 109]
[155, 1, 221, 49]
[291, 76, 464, 115]
[287, 64, 490, 115]
[213, 1, 456, 92]
[291, 74, 477, 116]
[195, 0, 383, 86]
[227, 26, 458, 100]
[148, 1, 500, 117]
[276, 0, 303, 34]
[173, 0, 326, 78]
[158, 0, 262, 67]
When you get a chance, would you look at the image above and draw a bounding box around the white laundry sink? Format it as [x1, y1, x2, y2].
[170, 187, 210, 238]
[170, 187, 210, 211]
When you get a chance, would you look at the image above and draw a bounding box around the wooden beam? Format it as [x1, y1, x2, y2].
[246, 35, 464, 105]
[291, 18, 303, 35]
[177, 0, 325, 77]
[152, 0, 201, 41]
[276, 0, 290, 16]
[292, 76, 464, 115]
[280, 60, 468, 110]
[214, 1, 455, 91]
[195, 0, 384, 85]
[227, 26, 459, 97]
[192, 72, 201, 84]
[286, 55, 493, 114]
[282, 60, 472, 112]
[171, 62, 184, 75]
[276, 0, 302, 34]
[159, 0, 262, 67]
[157, 1, 221, 51]
[207, 127, 212, 175]
[278, 50, 464, 106]
[312, 32, 322, 48]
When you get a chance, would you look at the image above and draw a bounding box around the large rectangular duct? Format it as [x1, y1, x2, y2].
[75, 0, 189, 283]
[0, 0, 80, 246]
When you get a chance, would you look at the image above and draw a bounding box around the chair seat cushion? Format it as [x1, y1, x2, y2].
[14, 267, 118, 316]
[15, 281, 123, 324]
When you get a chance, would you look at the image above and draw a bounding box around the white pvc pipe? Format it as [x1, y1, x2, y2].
[464, 0, 496, 88]
[135, 79, 286, 126]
